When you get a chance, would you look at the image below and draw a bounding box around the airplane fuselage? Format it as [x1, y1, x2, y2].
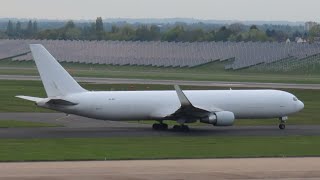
[43, 89, 304, 122]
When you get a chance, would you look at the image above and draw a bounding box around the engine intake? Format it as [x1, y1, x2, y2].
[200, 111, 235, 126]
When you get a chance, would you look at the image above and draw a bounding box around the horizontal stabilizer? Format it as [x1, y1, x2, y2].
[46, 99, 78, 106]
[16, 96, 77, 106]
[15, 96, 44, 102]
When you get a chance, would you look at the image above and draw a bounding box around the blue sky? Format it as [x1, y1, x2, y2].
[1, 0, 319, 22]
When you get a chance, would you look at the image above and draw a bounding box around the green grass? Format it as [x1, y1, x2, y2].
[2, 59, 320, 84]
[0, 120, 61, 128]
[0, 136, 319, 161]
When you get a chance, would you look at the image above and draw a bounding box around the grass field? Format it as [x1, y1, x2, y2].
[0, 120, 60, 128]
[0, 136, 319, 161]
[1, 59, 320, 84]
[0, 80, 318, 125]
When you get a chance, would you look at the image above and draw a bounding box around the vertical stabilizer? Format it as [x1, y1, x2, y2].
[30, 44, 86, 97]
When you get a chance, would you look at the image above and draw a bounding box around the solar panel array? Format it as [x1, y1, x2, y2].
[0, 39, 319, 69]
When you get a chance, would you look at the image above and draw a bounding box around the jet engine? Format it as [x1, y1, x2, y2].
[200, 111, 235, 126]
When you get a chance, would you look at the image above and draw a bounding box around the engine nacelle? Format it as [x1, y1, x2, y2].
[200, 111, 235, 126]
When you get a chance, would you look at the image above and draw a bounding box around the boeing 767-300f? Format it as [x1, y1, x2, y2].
[16, 44, 304, 131]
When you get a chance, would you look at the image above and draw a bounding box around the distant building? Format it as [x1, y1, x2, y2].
[305, 21, 318, 31]
[296, 37, 307, 43]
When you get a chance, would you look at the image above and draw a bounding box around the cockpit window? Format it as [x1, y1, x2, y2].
[293, 97, 298, 101]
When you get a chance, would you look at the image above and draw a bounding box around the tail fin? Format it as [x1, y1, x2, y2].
[30, 44, 86, 97]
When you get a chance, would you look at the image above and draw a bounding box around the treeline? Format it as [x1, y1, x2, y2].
[4, 20, 38, 38]
[0, 17, 313, 42]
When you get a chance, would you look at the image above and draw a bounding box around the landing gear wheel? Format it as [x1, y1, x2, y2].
[161, 123, 168, 130]
[181, 125, 190, 132]
[173, 125, 181, 131]
[279, 124, 286, 130]
[152, 123, 160, 130]
[152, 123, 168, 131]
[278, 117, 288, 130]
[172, 125, 189, 132]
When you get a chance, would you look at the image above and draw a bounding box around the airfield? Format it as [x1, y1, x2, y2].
[0, 57, 320, 179]
[2, 74, 320, 89]
[1, 113, 320, 138]
[1, 111, 320, 179]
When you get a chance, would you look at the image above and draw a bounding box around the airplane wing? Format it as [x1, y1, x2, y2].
[167, 85, 221, 122]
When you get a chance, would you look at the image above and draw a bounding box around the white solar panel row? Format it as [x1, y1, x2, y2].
[1, 39, 320, 69]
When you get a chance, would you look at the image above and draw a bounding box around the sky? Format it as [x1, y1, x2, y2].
[0, 0, 319, 22]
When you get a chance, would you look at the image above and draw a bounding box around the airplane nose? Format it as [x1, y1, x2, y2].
[297, 100, 304, 111]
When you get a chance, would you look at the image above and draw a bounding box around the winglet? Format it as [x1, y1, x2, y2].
[174, 85, 192, 107]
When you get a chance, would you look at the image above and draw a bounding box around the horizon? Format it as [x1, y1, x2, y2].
[0, 17, 310, 26]
[0, 0, 319, 23]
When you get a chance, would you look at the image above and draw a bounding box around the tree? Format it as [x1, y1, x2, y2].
[65, 20, 75, 29]
[36, 29, 59, 40]
[0, 31, 8, 39]
[27, 20, 33, 37]
[250, 25, 258, 30]
[6, 20, 14, 37]
[162, 25, 185, 42]
[120, 25, 135, 40]
[150, 25, 161, 40]
[95, 17, 104, 32]
[95, 17, 104, 40]
[135, 25, 153, 41]
[309, 25, 320, 42]
[61, 20, 82, 40]
[111, 25, 119, 33]
[214, 26, 232, 41]
[229, 23, 245, 33]
[33, 21, 38, 33]
[65, 28, 81, 40]
[241, 28, 269, 42]
[179, 29, 206, 42]
[15, 21, 22, 37]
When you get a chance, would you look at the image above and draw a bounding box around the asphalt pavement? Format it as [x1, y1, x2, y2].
[0, 113, 319, 138]
[1, 75, 320, 89]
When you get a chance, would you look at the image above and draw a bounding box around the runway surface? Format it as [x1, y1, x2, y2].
[1, 113, 320, 138]
[1, 158, 320, 180]
[1, 74, 320, 89]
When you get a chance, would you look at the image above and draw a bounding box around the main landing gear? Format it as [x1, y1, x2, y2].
[172, 125, 190, 132]
[152, 123, 190, 132]
[152, 123, 168, 131]
[279, 116, 288, 130]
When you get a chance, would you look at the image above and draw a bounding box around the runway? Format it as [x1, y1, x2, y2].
[1, 158, 320, 180]
[1, 74, 320, 89]
[1, 113, 320, 138]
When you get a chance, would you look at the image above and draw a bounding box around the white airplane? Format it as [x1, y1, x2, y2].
[16, 44, 304, 131]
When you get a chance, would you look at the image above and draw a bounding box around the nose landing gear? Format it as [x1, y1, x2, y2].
[279, 116, 288, 130]
[279, 123, 286, 130]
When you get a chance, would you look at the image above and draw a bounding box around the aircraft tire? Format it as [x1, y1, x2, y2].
[279, 124, 285, 130]
[173, 125, 181, 131]
[153, 123, 168, 131]
[152, 123, 160, 130]
[161, 123, 168, 130]
[181, 125, 190, 132]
